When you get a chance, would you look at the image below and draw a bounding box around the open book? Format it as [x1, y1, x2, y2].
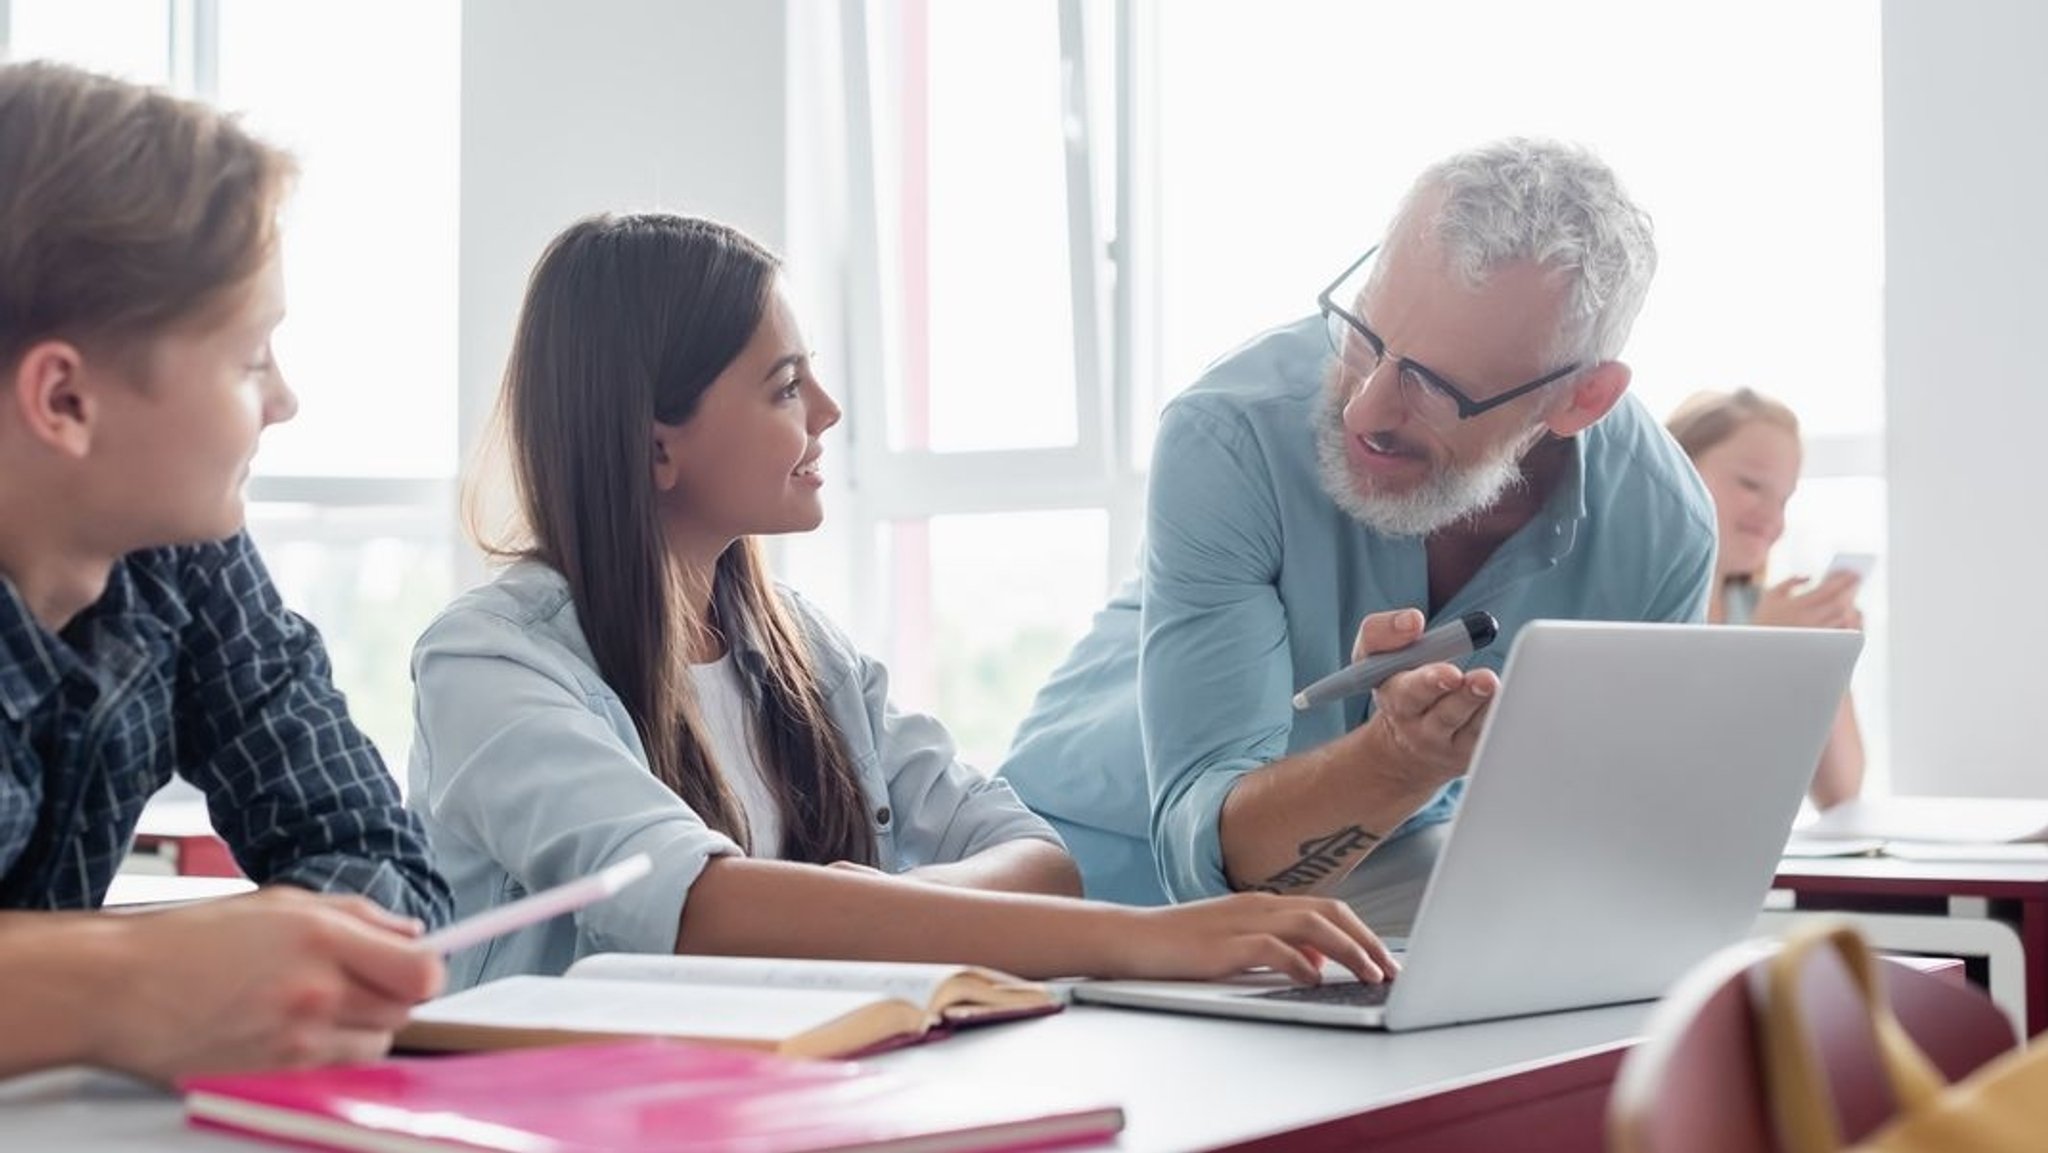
[397, 954, 1062, 1060]
[183, 1040, 1125, 1153]
[1785, 796, 2048, 862]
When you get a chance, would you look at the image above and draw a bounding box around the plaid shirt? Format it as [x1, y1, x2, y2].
[0, 532, 452, 925]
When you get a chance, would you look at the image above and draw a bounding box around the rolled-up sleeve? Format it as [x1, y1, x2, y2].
[412, 609, 740, 955]
[1140, 402, 1296, 901]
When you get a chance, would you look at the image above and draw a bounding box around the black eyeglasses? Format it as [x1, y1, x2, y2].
[1317, 245, 1582, 428]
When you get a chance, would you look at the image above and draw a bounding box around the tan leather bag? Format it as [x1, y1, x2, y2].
[1757, 921, 2046, 1153]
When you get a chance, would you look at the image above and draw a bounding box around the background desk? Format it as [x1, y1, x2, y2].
[1773, 856, 2048, 1037]
[1, 1000, 1652, 1152]
[102, 874, 256, 908]
[129, 794, 239, 879]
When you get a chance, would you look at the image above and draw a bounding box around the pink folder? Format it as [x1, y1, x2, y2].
[180, 1039, 1124, 1153]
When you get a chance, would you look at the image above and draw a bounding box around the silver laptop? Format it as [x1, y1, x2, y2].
[1071, 620, 1861, 1031]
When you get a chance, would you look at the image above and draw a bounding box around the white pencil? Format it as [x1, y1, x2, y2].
[418, 853, 655, 955]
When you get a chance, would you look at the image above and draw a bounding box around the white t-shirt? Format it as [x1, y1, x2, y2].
[688, 653, 783, 858]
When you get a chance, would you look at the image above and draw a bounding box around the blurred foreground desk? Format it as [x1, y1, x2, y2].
[1771, 856, 2048, 1037]
[3, 1000, 1651, 1152]
[0, 957, 1965, 1152]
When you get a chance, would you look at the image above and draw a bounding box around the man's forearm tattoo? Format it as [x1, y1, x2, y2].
[1236, 824, 1383, 894]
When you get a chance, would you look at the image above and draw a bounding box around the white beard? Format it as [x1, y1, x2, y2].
[1313, 384, 1541, 538]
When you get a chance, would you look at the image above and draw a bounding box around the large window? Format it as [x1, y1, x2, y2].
[3, 0, 461, 774]
[7, 3, 1889, 790]
[832, 0, 1889, 782]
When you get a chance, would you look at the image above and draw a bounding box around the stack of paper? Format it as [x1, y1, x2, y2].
[1788, 796, 2048, 862]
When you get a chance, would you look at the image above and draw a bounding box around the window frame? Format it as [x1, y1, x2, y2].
[835, 0, 1147, 634]
[831, 0, 1892, 785]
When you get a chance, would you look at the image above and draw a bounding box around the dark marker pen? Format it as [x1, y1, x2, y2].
[1291, 610, 1499, 711]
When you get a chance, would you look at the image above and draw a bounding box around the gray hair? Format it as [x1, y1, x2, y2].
[1386, 138, 1656, 367]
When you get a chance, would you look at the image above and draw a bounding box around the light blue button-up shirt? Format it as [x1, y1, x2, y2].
[409, 560, 1062, 990]
[999, 317, 1715, 905]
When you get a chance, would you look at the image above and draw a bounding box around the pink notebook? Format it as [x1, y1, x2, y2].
[180, 1040, 1123, 1153]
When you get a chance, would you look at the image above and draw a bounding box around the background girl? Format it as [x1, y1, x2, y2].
[1668, 387, 1865, 808]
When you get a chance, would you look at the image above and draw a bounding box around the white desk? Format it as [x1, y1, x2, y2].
[0, 1000, 1652, 1152]
[102, 874, 256, 908]
[129, 793, 239, 878]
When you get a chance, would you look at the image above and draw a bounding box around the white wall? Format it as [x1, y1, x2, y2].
[1885, 0, 2048, 796]
[456, 0, 791, 580]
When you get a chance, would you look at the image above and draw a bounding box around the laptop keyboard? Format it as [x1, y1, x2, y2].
[1249, 980, 1394, 1007]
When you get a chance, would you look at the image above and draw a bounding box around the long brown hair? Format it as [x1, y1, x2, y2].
[0, 61, 295, 371]
[490, 213, 875, 866]
[1665, 387, 1800, 463]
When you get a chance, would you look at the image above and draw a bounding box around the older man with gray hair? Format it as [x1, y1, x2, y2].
[998, 138, 1715, 931]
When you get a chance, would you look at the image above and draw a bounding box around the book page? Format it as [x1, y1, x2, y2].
[407, 975, 896, 1042]
[564, 953, 1031, 1010]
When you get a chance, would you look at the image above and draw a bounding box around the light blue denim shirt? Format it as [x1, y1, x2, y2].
[409, 560, 1062, 990]
[999, 317, 1715, 905]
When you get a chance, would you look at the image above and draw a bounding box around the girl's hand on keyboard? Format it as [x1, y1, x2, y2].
[1101, 893, 1401, 985]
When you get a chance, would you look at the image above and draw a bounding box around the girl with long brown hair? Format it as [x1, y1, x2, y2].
[1667, 388, 1866, 807]
[410, 212, 1396, 989]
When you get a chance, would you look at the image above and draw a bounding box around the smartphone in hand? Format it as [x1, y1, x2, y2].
[1824, 552, 1878, 582]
